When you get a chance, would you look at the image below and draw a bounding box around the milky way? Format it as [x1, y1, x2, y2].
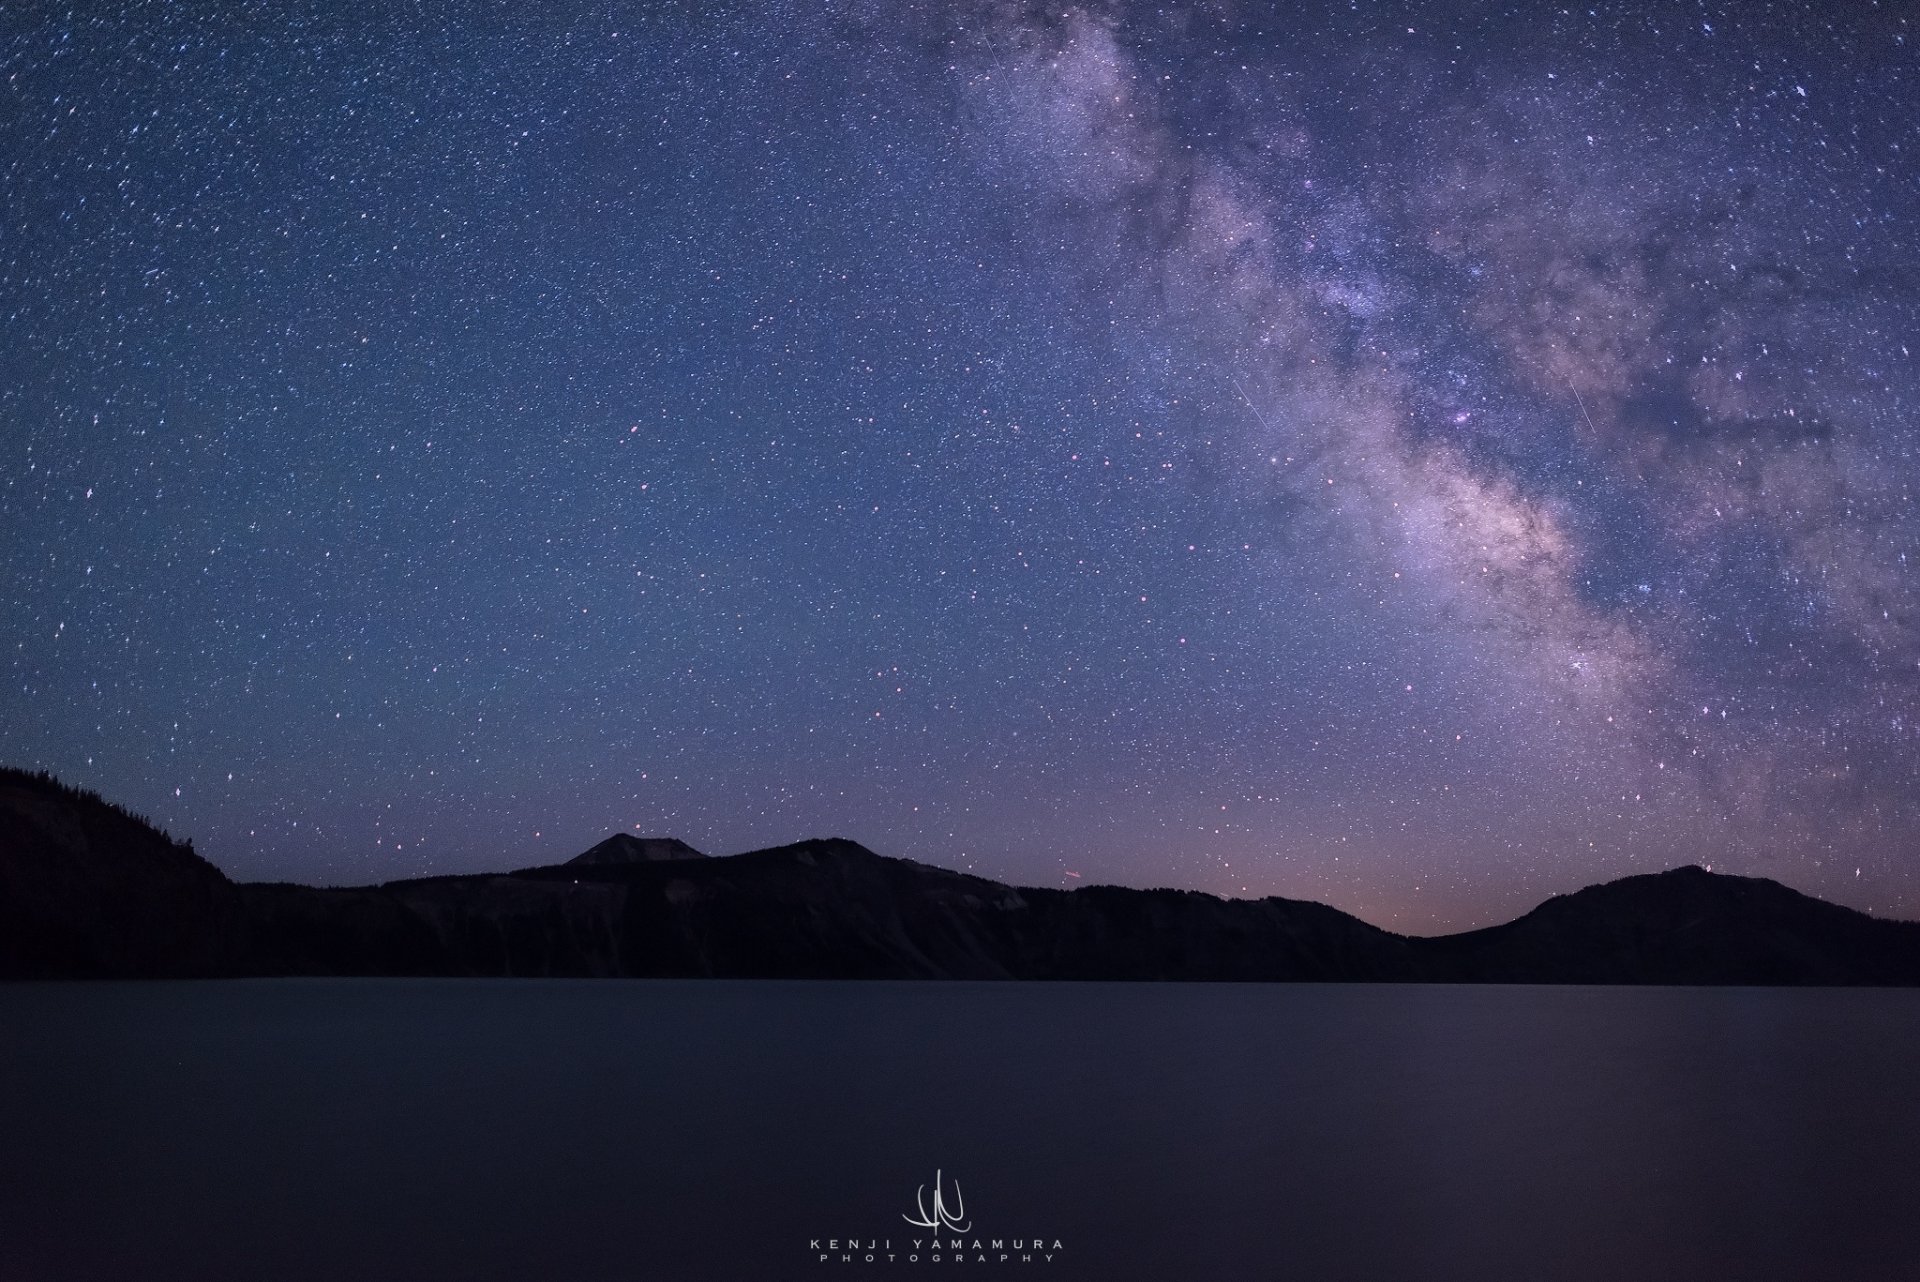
[3, 1, 1916, 930]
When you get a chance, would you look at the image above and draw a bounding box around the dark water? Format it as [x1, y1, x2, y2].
[2, 981, 1917, 1281]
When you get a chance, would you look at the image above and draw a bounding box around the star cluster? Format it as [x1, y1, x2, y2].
[4, 0, 1916, 931]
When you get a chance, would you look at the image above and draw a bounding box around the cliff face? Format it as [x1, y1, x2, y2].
[508, 838, 1418, 980]
[5, 768, 1920, 985]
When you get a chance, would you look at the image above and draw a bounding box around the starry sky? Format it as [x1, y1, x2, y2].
[4, 0, 1917, 932]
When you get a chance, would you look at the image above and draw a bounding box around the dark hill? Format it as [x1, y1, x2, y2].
[4, 768, 1918, 984]
[0, 769, 235, 978]
[1421, 866, 1920, 985]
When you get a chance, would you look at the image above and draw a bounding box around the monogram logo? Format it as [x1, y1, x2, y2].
[902, 1169, 971, 1233]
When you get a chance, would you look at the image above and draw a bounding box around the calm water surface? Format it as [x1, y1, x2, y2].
[2, 981, 1917, 1281]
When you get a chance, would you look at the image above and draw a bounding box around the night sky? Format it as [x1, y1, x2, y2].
[4, 1, 1916, 932]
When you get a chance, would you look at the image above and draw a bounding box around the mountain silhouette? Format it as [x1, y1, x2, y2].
[567, 834, 706, 865]
[4, 767, 1917, 984]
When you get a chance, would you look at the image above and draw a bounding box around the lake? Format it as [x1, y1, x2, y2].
[2, 980, 1916, 1280]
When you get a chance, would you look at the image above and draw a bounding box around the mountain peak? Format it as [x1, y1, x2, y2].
[567, 834, 706, 866]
